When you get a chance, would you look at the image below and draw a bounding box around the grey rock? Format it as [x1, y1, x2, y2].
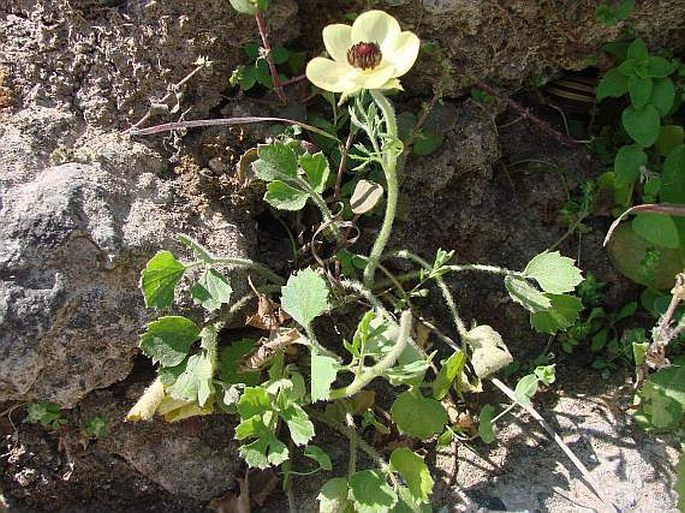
[0, 132, 252, 407]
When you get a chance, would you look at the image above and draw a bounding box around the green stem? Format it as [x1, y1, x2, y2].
[363, 90, 400, 289]
[295, 177, 342, 241]
[186, 257, 284, 285]
[329, 310, 411, 399]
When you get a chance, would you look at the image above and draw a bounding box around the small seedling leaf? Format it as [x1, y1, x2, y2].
[478, 404, 496, 444]
[628, 75, 652, 108]
[281, 268, 329, 328]
[281, 402, 315, 446]
[139, 316, 200, 367]
[167, 349, 215, 407]
[432, 349, 466, 400]
[514, 374, 539, 406]
[523, 251, 583, 294]
[140, 251, 186, 308]
[648, 56, 675, 78]
[650, 78, 675, 116]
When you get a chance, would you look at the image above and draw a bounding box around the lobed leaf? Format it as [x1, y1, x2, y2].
[139, 316, 200, 367]
[253, 142, 298, 181]
[140, 251, 186, 308]
[190, 269, 233, 312]
[523, 251, 583, 294]
[281, 267, 330, 328]
[264, 180, 309, 211]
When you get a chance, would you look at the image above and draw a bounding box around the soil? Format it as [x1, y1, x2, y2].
[1, 0, 684, 512]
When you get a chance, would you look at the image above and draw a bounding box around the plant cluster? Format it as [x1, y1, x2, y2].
[126, 8, 590, 512]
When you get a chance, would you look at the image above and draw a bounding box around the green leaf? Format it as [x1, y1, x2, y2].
[650, 78, 675, 116]
[239, 424, 289, 469]
[504, 276, 552, 313]
[299, 152, 330, 193]
[647, 56, 674, 78]
[392, 487, 432, 513]
[596, 68, 628, 100]
[349, 470, 397, 513]
[530, 294, 583, 334]
[523, 251, 583, 294]
[140, 251, 186, 308]
[311, 351, 338, 402]
[656, 125, 684, 157]
[622, 104, 661, 147]
[636, 365, 685, 430]
[237, 386, 271, 420]
[219, 339, 260, 386]
[627, 39, 648, 61]
[466, 325, 513, 379]
[534, 364, 556, 385]
[627, 75, 652, 108]
[167, 349, 216, 407]
[139, 316, 200, 367]
[412, 131, 444, 156]
[390, 448, 433, 503]
[613, 145, 648, 187]
[253, 142, 298, 181]
[594, 0, 634, 25]
[304, 445, 332, 471]
[281, 267, 329, 328]
[350, 180, 384, 214]
[478, 404, 496, 444]
[271, 46, 291, 65]
[662, 144, 685, 246]
[432, 349, 466, 400]
[190, 269, 233, 312]
[318, 478, 353, 513]
[632, 213, 680, 249]
[390, 390, 448, 440]
[264, 180, 308, 211]
[229, 0, 268, 15]
[514, 374, 539, 406]
[280, 403, 315, 446]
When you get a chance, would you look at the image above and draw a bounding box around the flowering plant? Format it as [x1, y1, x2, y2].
[306, 10, 420, 99]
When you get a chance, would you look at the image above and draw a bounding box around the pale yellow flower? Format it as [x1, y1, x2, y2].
[306, 10, 420, 98]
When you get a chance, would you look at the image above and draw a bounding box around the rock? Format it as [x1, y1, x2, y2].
[0, 131, 253, 407]
[106, 417, 241, 501]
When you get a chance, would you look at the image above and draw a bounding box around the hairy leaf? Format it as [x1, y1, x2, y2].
[264, 180, 308, 211]
[281, 268, 329, 327]
[140, 251, 185, 308]
[622, 104, 661, 147]
[191, 269, 233, 312]
[478, 404, 496, 443]
[391, 390, 448, 440]
[530, 294, 583, 334]
[349, 470, 397, 513]
[390, 448, 433, 503]
[311, 351, 338, 402]
[318, 477, 353, 513]
[504, 276, 551, 313]
[253, 142, 298, 181]
[523, 251, 583, 294]
[466, 325, 512, 379]
[139, 316, 200, 367]
[299, 152, 330, 193]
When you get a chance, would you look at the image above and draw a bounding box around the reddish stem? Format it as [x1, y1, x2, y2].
[255, 9, 287, 105]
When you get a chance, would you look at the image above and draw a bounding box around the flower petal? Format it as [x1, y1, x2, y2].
[353, 64, 396, 90]
[323, 24, 352, 64]
[382, 31, 420, 77]
[306, 57, 356, 93]
[351, 10, 400, 46]
[379, 78, 404, 91]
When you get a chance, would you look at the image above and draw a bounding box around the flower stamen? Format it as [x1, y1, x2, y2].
[347, 42, 382, 70]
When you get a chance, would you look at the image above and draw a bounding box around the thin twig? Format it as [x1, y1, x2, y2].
[124, 59, 209, 134]
[491, 377, 620, 513]
[334, 131, 356, 201]
[254, 9, 287, 105]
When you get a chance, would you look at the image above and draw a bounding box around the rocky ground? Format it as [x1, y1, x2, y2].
[1, 0, 684, 511]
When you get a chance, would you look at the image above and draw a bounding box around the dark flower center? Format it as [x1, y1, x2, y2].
[347, 42, 382, 70]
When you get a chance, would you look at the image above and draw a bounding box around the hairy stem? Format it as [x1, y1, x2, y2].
[363, 90, 400, 289]
[254, 9, 287, 104]
[186, 257, 284, 285]
[329, 310, 411, 399]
